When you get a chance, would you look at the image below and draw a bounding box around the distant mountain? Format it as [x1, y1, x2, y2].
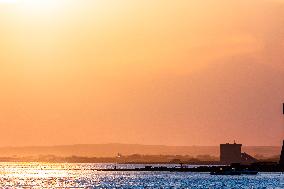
[0, 144, 280, 158]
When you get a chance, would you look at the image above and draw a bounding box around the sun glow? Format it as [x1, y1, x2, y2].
[0, 0, 283, 147]
[0, 0, 65, 7]
[0, 0, 17, 3]
[19, 0, 65, 11]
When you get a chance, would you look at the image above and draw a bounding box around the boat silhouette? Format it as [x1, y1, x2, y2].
[210, 168, 258, 175]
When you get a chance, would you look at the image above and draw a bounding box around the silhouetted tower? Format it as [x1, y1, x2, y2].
[280, 103, 284, 165]
[220, 142, 242, 164]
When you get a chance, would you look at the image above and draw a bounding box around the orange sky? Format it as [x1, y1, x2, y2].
[0, 0, 284, 146]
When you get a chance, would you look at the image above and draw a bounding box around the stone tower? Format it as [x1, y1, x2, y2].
[220, 142, 242, 164]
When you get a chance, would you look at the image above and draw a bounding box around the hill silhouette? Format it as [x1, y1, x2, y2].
[0, 143, 280, 158]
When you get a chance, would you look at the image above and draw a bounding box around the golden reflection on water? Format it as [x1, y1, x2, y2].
[0, 162, 69, 177]
[0, 162, 83, 188]
[0, 162, 280, 188]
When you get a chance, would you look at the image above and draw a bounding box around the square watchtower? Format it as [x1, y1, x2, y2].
[220, 142, 242, 164]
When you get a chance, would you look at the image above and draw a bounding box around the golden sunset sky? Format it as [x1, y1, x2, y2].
[0, 0, 283, 146]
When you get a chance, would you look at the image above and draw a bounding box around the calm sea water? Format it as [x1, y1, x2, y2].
[0, 163, 283, 188]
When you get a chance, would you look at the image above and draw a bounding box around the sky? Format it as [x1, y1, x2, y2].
[0, 0, 283, 146]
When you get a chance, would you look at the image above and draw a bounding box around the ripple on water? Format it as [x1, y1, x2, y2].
[0, 163, 283, 188]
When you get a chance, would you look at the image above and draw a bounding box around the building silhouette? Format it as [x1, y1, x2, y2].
[220, 141, 258, 165]
[220, 142, 242, 164]
[220, 104, 283, 165]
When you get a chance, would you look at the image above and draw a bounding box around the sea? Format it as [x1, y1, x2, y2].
[0, 163, 283, 188]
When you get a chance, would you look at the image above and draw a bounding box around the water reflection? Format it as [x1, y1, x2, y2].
[0, 163, 282, 188]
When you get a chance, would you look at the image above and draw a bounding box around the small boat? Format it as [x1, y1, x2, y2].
[240, 170, 258, 175]
[210, 169, 241, 175]
[210, 168, 258, 175]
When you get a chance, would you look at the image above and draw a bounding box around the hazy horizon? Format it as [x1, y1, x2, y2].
[0, 142, 282, 148]
[0, 143, 280, 158]
[0, 0, 284, 147]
